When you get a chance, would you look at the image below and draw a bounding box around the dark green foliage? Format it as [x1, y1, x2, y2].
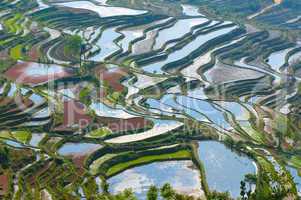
[0, 146, 10, 170]
[207, 190, 233, 200]
[0, 58, 16, 73]
[64, 35, 83, 58]
[147, 185, 158, 200]
[160, 183, 176, 200]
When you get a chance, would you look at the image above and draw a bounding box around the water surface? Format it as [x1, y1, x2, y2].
[56, 1, 146, 17]
[198, 141, 256, 198]
[58, 142, 101, 156]
[108, 160, 203, 199]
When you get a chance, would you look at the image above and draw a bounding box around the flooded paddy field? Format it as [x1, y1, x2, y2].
[108, 160, 204, 199]
[0, 0, 301, 199]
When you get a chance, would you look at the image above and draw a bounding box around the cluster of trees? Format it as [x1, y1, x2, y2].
[0, 146, 10, 170]
[64, 35, 84, 60]
[95, 183, 203, 200]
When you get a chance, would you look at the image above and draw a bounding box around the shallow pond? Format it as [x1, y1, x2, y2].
[5, 61, 74, 85]
[7, 83, 17, 97]
[30, 93, 45, 105]
[143, 25, 237, 74]
[214, 101, 250, 121]
[287, 166, 301, 195]
[154, 18, 208, 49]
[119, 28, 144, 53]
[182, 4, 203, 17]
[90, 101, 136, 119]
[29, 133, 45, 147]
[105, 118, 183, 143]
[37, 0, 49, 10]
[108, 160, 203, 199]
[89, 28, 121, 62]
[267, 48, 294, 72]
[56, 1, 146, 18]
[234, 58, 282, 85]
[177, 96, 231, 129]
[198, 141, 256, 198]
[58, 142, 101, 156]
[5, 140, 23, 148]
[147, 94, 207, 121]
[24, 63, 69, 76]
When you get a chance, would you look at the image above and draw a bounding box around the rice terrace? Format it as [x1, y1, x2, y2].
[0, 0, 301, 199]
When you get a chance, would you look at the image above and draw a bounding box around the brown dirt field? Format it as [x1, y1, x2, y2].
[71, 155, 87, 175]
[97, 88, 107, 99]
[0, 97, 33, 115]
[0, 174, 9, 196]
[5, 61, 75, 86]
[62, 100, 92, 129]
[0, 98, 13, 106]
[9, 96, 34, 111]
[95, 66, 128, 92]
[27, 45, 40, 61]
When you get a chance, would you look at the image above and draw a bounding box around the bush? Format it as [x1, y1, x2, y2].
[64, 35, 83, 59]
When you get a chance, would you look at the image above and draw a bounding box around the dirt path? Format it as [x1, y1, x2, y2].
[247, 4, 278, 20]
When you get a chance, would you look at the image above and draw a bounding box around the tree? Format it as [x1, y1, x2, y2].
[147, 185, 158, 200]
[115, 189, 137, 200]
[240, 181, 247, 200]
[0, 146, 10, 169]
[160, 183, 175, 200]
[64, 35, 83, 59]
[101, 181, 109, 194]
[208, 190, 232, 200]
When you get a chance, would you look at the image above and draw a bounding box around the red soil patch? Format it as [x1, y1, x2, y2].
[5, 61, 74, 86]
[0, 98, 13, 106]
[97, 88, 107, 99]
[10, 96, 34, 111]
[0, 96, 33, 114]
[55, 100, 92, 131]
[0, 174, 9, 196]
[71, 155, 87, 175]
[95, 66, 128, 92]
[97, 117, 152, 133]
[27, 45, 40, 61]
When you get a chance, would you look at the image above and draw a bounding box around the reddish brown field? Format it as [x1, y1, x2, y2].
[95, 66, 128, 92]
[0, 98, 13, 106]
[62, 100, 92, 129]
[97, 88, 107, 99]
[0, 96, 33, 113]
[5, 61, 74, 86]
[0, 174, 9, 196]
[71, 155, 88, 175]
[27, 45, 40, 61]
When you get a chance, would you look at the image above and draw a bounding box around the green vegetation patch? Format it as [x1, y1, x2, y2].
[10, 44, 25, 60]
[4, 13, 23, 34]
[12, 130, 32, 144]
[88, 127, 112, 138]
[0, 58, 17, 73]
[106, 150, 191, 177]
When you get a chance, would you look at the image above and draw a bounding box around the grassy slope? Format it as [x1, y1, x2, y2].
[106, 150, 191, 177]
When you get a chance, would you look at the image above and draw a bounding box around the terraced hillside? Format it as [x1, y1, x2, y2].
[0, 0, 301, 199]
